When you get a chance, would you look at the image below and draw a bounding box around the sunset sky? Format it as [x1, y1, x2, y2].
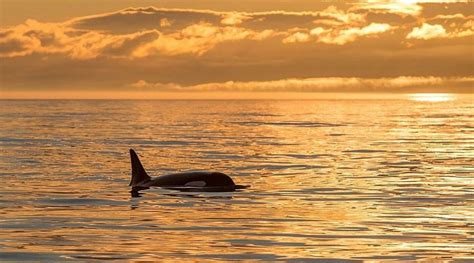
[0, 0, 473, 98]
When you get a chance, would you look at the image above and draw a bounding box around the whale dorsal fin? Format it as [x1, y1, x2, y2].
[129, 149, 151, 186]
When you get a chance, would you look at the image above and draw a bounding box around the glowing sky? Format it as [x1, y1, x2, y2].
[0, 0, 473, 98]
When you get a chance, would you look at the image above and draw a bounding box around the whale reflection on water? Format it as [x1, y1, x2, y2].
[129, 149, 248, 197]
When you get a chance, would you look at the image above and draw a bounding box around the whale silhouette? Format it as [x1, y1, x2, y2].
[129, 149, 247, 193]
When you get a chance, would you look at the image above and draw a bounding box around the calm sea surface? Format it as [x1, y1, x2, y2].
[0, 97, 473, 261]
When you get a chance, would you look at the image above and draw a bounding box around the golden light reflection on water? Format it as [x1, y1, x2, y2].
[409, 93, 456, 102]
[0, 97, 472, 261]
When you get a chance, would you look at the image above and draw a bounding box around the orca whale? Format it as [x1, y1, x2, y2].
[129, 149, 247, 193]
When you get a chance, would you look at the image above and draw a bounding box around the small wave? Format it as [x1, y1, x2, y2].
[230, 121, 346, 127]
[343, 149, 387, 153]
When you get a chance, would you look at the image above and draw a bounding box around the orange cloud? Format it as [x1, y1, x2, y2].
[6, 5, 471, 59]
[281, 23, 393, 45]
[132, 23, 275, 57]
[282, 32, 310, 43]
[0, 18, 275, 59]
[318, 6, 366, 25]
[0, 19, 72, 57]
[407, 23, 447, 39]
[313, 23, 393, 45]
[407, 22, 473, 40]
[160, 18, 173, 27]
[221, 12, 252, 25]
[1, 5, 472, 94]
[353, 2, 423, 16]
[131, 76, 473, 93]
[0, 19, 162, 59]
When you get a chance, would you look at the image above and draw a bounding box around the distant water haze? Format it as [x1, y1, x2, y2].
[0, 98, 472, 261]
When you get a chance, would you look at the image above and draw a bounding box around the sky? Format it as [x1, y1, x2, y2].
[0, 0, 473, 98]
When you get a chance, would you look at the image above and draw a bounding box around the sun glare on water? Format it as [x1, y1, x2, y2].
[409, 93, 455, 102]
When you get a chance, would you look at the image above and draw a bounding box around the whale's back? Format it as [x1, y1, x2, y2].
[151, 171, 235, 187]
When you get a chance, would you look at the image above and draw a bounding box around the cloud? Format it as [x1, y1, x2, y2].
[353, 0, 471, 17]
[407, 23, 447, 39]
[2, 4, 470, 59]
[1, 4, 473, 93]
[282, 32, 310, 43]
[352, 2, 424, 16]
[0, 19, 99, 58]
[317, 6, 366, 25]
[131, 76, 474, 93]
[132, 23, 276, 57]
[69, 7, 332, 33]
[69, 7, 222, 34]
[131, 79, 181, 90]
[0, 19, 164, 59]
[221, 12, 252, 25]
[316, 23, 392, 45]
[282, 23, 393, 45]
[160, 18, 173, 27]
[67, 6, 369, 34]
[0, 18, 276, 59]
[407, 22, 473, 39]
[431, 13, 468, 20]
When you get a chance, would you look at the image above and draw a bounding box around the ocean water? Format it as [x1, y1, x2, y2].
[0, 97, 472, 261]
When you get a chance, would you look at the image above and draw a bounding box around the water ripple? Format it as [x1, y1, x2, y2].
[0, 98, 472, 261]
